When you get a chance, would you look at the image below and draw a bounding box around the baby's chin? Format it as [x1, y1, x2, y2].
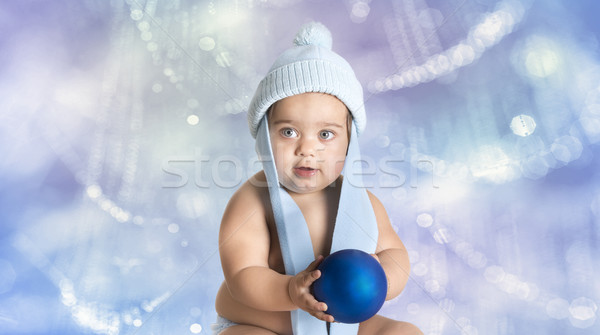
[280, 181, 323, 195]
[277, 173, 342, 195]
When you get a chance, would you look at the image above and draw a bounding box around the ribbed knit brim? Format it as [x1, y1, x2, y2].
[247, 22, 366, 139]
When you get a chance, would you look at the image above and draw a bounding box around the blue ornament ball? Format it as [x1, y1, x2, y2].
[312, 249, 387, 323]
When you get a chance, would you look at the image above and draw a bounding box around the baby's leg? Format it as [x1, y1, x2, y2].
[220, 325, 278, 335]
[359, 314, 423, 335]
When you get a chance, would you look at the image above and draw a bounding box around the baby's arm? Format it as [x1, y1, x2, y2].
[367, 191, 411, 301]
[218, 179, 332, 321]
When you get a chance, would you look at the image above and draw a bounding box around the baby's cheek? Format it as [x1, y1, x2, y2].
[333, 157, 346, 176]
[273, 157, 291, 184]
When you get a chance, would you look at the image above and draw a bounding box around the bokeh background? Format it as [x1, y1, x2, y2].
[1, 0, 600, 334]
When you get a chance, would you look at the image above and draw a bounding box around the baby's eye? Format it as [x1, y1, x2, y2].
[281, 128, 298, 138]
[319, 130, 335, 140]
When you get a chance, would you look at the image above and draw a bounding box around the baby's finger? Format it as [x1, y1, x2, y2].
[302, 293, 327, 312]
[306, 255, 324, 271]
[302, 269, 321, 287]
[311, 310, 335, 323]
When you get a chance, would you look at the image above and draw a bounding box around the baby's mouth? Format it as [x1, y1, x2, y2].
[294, 166, 317, 177]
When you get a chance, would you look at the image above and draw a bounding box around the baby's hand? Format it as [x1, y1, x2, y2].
[288, 255, 334, 323]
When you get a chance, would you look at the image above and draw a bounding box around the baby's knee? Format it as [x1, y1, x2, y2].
[384, 321, 423, 335]
[220, 325, 278, 335]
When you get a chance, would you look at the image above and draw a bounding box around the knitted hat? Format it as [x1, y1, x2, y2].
[247, 21, 366, 139]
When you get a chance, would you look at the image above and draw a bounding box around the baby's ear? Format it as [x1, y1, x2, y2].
[346, 110, 353, 140]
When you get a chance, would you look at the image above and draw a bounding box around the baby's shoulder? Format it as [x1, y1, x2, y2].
[219, 172, 273, 256]
[224, 171, 270, 216]
[366, 190, 390, 220]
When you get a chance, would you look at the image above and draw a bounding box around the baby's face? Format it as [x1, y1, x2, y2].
[268, 92, 349, 195]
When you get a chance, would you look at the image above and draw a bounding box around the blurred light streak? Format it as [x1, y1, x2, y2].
[369, 0, 527, 92]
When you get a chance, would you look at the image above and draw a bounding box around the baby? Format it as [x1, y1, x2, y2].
[213, 22, 421, 335]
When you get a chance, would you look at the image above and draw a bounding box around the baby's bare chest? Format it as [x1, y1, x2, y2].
[267, 201, 336, 272]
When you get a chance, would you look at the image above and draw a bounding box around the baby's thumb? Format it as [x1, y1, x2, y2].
[307, 255, 324, 271]
[301, 267, 321, 287]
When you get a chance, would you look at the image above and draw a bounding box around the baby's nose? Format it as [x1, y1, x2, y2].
[296, 136, 321, 157]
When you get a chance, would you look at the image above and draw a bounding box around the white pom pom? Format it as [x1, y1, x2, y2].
[293, 22, 332, 50]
